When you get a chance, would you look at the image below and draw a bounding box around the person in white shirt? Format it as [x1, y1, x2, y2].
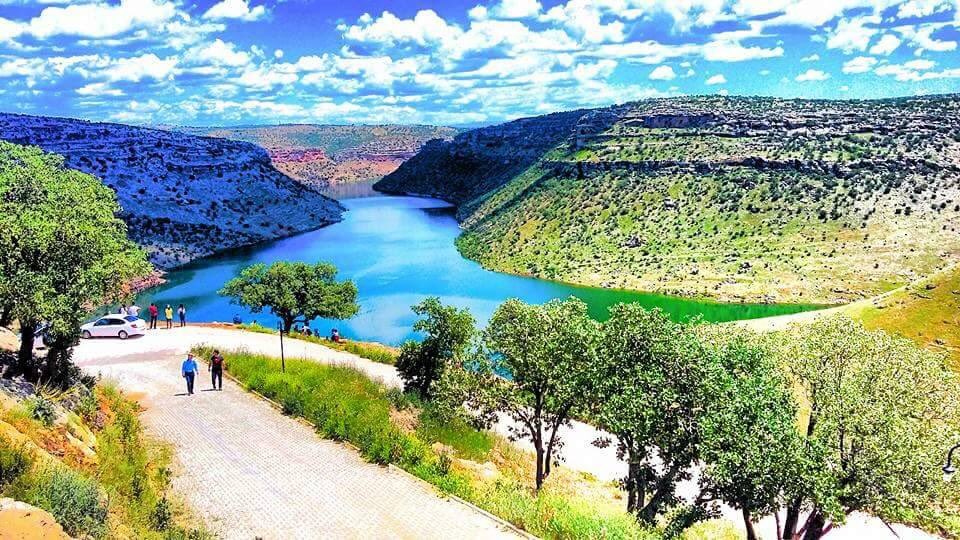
[128, 304, 141, 317]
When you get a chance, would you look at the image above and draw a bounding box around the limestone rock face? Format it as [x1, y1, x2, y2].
[0, 498, 72, 540]
[0, 113, 345, 268]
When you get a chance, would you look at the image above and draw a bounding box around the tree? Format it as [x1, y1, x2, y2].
[774, 316, 960, 540]
[396, 297, 474, 398]
[588, 305, 711, 524]
[0, 142, 149, 385]
[464, 297, 598, 490]
[219, 261, 358, 333]
[696, 328, 804, 540]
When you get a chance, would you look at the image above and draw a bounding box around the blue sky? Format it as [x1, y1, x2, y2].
[0, 0, 958, 126]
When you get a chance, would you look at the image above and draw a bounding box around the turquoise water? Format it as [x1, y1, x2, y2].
[131, 195, 820, 345]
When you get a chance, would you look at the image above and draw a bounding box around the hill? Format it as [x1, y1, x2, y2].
[189, 124, 458, 190]
[376, 95, 960, 304]
[0, 113, 343, 268]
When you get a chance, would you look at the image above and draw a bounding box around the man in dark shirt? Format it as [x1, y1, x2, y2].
[209, 350, 225, 391]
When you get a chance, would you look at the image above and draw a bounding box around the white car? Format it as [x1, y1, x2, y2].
[80, 315, 146, 340]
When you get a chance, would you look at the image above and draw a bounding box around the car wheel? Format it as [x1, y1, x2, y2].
[118, 330, 128, 340]
[82, 330, 92, 339]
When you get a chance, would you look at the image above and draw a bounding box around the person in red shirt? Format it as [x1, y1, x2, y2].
[209, 350, 226, 391]
[148, 303, 159, 329]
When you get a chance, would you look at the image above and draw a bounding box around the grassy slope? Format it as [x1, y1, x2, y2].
[383, 96, 960, 304]
[845, 264, 960, 369]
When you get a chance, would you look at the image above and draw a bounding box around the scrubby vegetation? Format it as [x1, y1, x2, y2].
[197, 345, 653, 539]
[378, 95, 960, 304]
[0, 383, 209, 539]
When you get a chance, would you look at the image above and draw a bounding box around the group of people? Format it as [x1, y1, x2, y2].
[116, 302, 187, 329]
[292, 323, 343, 343]
[180, 350, 225, 395]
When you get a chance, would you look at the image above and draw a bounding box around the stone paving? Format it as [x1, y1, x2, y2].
[80, 348, 519, 539]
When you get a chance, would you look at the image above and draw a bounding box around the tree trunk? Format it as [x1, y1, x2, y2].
[625, 454, 644, 514]
[783, 499, 802, 540]
[13, 320, 37, 380]
[743, 508, 758, 540]
[534, 437, 545, 491]
[0, 305, 11, 328]
[639, 465, 679, 524]
[802, 510, 826, 540]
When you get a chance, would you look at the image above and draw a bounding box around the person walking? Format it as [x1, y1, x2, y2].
[209, 349, 225, 391]
[181, 353, 199, 395]
[178, 304, 187, 328]
[164, 304, 174, 329]
[148, 303, 159, 329]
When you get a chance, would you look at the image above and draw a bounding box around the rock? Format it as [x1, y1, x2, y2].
[0, 498, 72, 539]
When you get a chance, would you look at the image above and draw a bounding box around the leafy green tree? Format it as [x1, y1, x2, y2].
[396, 297, 475, 398]
[463, 297, 598, 490]
[774, 316, 960, 540]
[589, 305, 710, 524]
[219, 261, 358, 333]
[0, 142, 149, 384]
[696, 328, 804, 540]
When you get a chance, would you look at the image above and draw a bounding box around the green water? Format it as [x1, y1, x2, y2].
[132, 194, 821, 345]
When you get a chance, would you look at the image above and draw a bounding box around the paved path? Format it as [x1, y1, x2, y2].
[73, 326, 935, 540]
[75, 336, 519, 539]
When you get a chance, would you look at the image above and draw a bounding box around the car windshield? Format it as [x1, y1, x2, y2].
[124, 316, 139, 322]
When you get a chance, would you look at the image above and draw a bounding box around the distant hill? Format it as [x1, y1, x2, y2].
[0, 113, 344, 268]
[183, 124, 459, 190]
[376, 95, 960, 304]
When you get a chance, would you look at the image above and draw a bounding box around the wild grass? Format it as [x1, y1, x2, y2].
[199, 346, 655, 539]
[237, 322, 398, 365]
[0, 383, 211, 539]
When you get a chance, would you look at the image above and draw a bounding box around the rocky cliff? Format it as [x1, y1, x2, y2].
[376, 95, 960, 304]
[0, 113, 344, 268]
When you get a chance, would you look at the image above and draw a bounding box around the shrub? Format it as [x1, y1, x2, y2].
[24, 466, 108, 538]
[0, 436, 33, 488]
[27, 396, 56, 426]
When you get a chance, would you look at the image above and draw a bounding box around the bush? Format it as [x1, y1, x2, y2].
[26, 396, 56, 426]
[23, 467, 108, 538]
[0, 436, 32, 488]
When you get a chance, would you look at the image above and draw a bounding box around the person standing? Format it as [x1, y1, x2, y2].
[181, 353, 199, 395]
[128, 303, 140, 318]
[209, 349, 225, 391]
[164, 304, 174, 329]
[148, 303, 159, 329]
[178, 304, 186, 327]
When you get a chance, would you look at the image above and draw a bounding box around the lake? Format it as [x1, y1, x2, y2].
[131, 193, 820, 345]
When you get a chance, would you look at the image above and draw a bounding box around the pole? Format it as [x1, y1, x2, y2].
[278, 320, 285, 373]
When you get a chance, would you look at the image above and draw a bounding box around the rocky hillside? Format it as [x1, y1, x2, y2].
[0, 113, 343, 268]
[191, 124, 458, 190]
[376, 96, 960, 304]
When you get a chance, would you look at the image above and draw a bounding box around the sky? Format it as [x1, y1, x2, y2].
[0, 0, 958, 127]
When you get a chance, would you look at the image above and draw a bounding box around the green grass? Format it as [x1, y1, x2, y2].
[237, 323, 398, 365]
[199, 346, 657, 539]
[0, 384, 211, 540]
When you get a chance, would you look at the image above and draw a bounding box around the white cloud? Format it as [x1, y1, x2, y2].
[541, 1, 625, 44]
[795, 68, 830, 81]
[896, 0, 954, 19]
[869, 34, 902, 55]
[188, 39, 251, 67]
[702, 40, 784, 62]
[873, 59, 959, 81]
[896, 23, 957, 53]
[801, 53, 820, 62]
[76, 82, 123, 96]
[25, 0, 177, 39]
[202, 0, 267, 22]
[490, 0, 542, 19]
[649, 65, 676, 80]
[274, 49, 284, 59]
[842, 55, 878, 73]
[107, 53, 177, 82]
[705, 73, 727, 85]
[826, 15, 880, 53]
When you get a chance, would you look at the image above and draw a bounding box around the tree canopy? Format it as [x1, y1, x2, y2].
[0, 142, 150, 384]
[219, 261, 358, 333]
[395, 297, 475, 398]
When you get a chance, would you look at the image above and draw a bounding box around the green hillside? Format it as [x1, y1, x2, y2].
[377, 96, 960, 304]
